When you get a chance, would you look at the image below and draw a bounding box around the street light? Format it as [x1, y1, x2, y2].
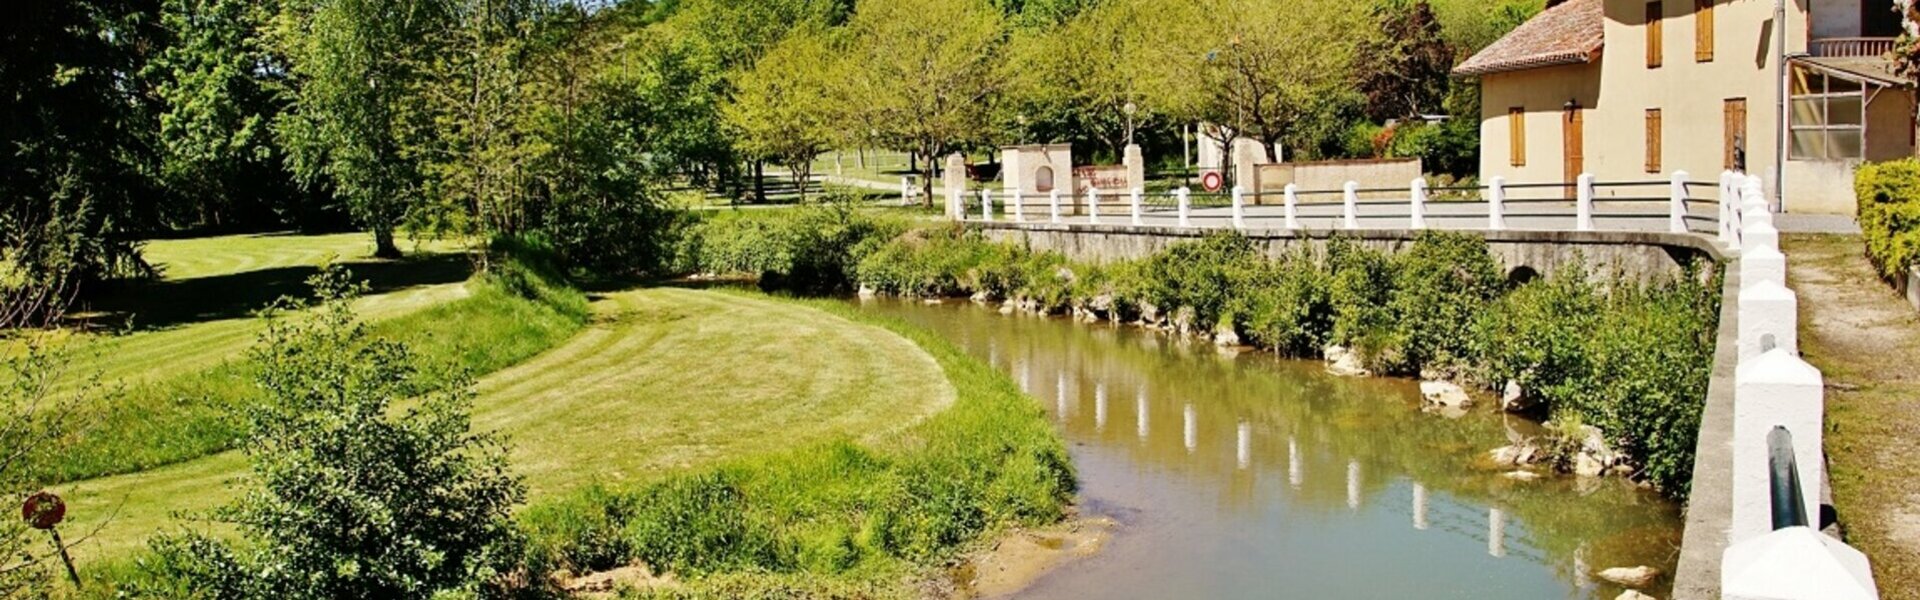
[1123, 102, 1137, 146]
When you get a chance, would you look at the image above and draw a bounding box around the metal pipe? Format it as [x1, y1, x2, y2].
[1774, 0, 1788, 211]
[1769, 426, 1809, 530]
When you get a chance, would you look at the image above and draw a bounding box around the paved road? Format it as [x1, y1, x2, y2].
[979, 199, 1725, 236]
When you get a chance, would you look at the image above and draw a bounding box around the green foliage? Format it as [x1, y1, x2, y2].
[1238, 245, 1335, 356]
[1856, 158, 1920, 280]
[521, 299, 1073, 585]
[683, 202, 908, 292]
[127, 266, 528, 598]
[1383, 232, 1504, 374]
[1130, 232, 1264, 330]
[725, 29, 844, 199]
[839, 0, 1006, 201]
[1354, 1, 1453, 122]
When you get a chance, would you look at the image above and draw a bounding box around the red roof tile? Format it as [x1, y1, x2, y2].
[1453, 0, 1605, 77]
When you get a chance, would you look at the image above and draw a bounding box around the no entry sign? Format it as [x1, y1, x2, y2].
[1201, 171, 1224, 192]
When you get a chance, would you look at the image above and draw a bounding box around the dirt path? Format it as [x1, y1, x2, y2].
[1783, 234, 1920, 595]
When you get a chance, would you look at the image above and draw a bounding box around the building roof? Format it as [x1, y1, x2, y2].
[1453, 0, 1605, 77]
[1792, 56, 1913, 88]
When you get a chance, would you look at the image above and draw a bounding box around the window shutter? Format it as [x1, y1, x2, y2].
[1646, 109, 1663, 173]
[1695, 0, 1714, 62]
[1647, 1, 1664, 69]
[1510, 108, 1527, 167]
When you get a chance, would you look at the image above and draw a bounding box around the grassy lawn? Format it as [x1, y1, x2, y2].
[57, 286, 954, 565]
[1783, 233, 1920, 596]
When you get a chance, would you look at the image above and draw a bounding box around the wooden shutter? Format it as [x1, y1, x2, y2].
[1725, 98, 1747, 171]
[1646, 109, 1663, 173]
[1647, 1, 1664, 68]
[1509, 107, 1527, 167]
[1695, 0, 1715, 62]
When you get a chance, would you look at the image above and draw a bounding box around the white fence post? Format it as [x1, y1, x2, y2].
[1176, 187, 1192, 228]
[1129, 188, 1144, 226]
[1739, 279, 1799, 361]
[1718, 171, 1736, 246]
[1231, 186, 1247, 230]
[1409, 178, 1428, 230]
[1731, 349, 1825, 544]
[1669, 171, 1691, 234]
[1342, 181, 1360, 230]
[1488, 176, 1508, 231]
[949, 188, 964, 221]
[1011, 190, 1025, 223]
[1575, 173, 1596, 231]
[901, 177, 914, 206]
[1087, 187, 1102, 225]
[980, 189, 994, 222]
[1723, 527, 1879, 600]
[1048, 189, 1062, 224]
[1742, 175, 1772, 229]
[1283, 184, 1300, 230]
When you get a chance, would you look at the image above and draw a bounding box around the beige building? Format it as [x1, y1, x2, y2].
[1456, 0, 1917, 214]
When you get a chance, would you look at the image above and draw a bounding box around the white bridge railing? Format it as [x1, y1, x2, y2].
[948, 171, 1750, 240]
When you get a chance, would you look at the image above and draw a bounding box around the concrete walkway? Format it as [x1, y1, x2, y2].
[1783, 233, 1920, 596]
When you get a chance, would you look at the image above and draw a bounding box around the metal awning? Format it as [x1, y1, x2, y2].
[1790, 55, 1913, 88]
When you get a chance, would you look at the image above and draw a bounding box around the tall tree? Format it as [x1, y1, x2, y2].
[1354, 0, 1454, 122]
[724, 30, 842, 201]
[420, 0, 549, 250]
[275, 0, 455, 258]
[843, 0, 1007, 204]
[1005, 0, 1160, 157]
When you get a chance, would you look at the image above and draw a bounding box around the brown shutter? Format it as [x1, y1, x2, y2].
[1695, 0, 1715, 62]
[1510, 107, 1527, 167]
[1646, 109, 1664, 173]
[1647, 1, 1664, 69]
[1724, 99, 1747, 171]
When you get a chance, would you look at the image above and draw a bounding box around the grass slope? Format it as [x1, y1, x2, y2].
[61, 287, 955, 565]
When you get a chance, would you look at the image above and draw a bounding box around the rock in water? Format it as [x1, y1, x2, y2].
[1419, 381, 1474, 409]
[1501, 379, 1536, 413]
[1616, 590, 1657, 600]
[1323, 345, 1371, 377]
[1212, 325, 1241, 347]
[1596, 566, 1661, 588]
[857, 284, 878, 298]
[1575, 452, 1606, 477]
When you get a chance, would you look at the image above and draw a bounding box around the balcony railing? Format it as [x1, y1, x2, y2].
[1809, 37, 1898, 58]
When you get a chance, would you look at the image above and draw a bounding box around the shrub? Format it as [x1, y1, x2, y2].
[1383, 231, 1504, 374]
[1238, 245, 1334, 356]
[683, 199, 908, 292]
[1325, 238, 1395, 354]
[1856, 158, 1920, 280]
[1130, 232, 1264, 330]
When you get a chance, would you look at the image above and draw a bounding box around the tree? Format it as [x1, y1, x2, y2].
[1898, 0, 1919, 118]
[419, 0, 550, 250]
[1004, 0, 1160, 157]
[151, 0, 305, 231]
[843, 0, 1007, 204]
[1355, 0, 1454, 122]
[724, 30, 842, 201]
[135, 267, 525, 598]
[275, 0, 456, 258]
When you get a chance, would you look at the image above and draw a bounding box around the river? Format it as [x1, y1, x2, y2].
[857, 298, 1683, 599]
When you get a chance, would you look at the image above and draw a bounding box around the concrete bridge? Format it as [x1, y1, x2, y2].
[950, 173, 1881, 599]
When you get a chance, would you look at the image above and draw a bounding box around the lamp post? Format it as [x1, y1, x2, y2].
[1123, 101, 1138, 146]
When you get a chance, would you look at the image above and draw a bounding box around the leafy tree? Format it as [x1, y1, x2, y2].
[1898, 0, 1919, 118]
[151, 0, 307, 231]
[843, 0, 1007, 204]
[1004, 0, 1161, 156]
[275, 0, 457, 258]
[1355, 0, 1454, 122]
[419, 0, 550, 248]
[725, 30, 842, 201]
[1429, 0, 1542, 60]
[133, 267, 525, 598]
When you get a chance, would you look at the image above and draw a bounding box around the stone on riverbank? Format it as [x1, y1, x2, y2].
[1596, 565, 1661, 588]
[1615, 591, 1656, 600]
[1419, 380, 1473, 409]
[1324, 345, 1370, 377]
[1213, 325, 1241, 347]
[1501, 379, 1536, 413]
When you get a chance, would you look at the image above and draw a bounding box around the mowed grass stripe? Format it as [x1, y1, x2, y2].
[57, 287, 954, 564]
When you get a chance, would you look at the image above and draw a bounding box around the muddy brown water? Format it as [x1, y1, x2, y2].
[856, 298, 1683, 599]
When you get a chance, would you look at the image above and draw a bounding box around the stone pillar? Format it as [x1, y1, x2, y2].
[1723, 527, 1878, 600]
[1732, 349, 1825, 544]
[1575, 173, 1596, 231]
[1342, 181, 1361, 230]
[1129, 188, 1144, 226]
[1409, 178, 1428, 230]
[1087, 187, 1102, 225]
[1670, 170, 1692, 234]
[1123, 144, 1145, 192]
[1283, 184, 1300, 230]
[1743, 221, 1781, 255]
[1231, 138, 1269, 192]
[943, 153, 967, 219]
[1175, 187, 1192, 228]
[1739, 280, 1799, 360]
[1048, 190, 1062, 224]
[1010, 191, 1025, 223]
[1719, 171, 1738, 247]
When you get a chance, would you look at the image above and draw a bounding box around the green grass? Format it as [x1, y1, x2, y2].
[519, 292, 1073, 595]
[57, 286, 958, 566]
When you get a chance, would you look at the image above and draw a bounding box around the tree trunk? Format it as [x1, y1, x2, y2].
[373, 226, 402, 259]
[753, 160, 767, 204]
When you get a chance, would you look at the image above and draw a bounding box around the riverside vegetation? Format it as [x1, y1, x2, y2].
[678, 202, 1721, 498]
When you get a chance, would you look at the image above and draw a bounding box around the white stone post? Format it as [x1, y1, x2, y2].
[1718, 171, 1737, 246]
[1129, 188, 1144, 226]
[1231, 186, 1247, 230]
[1087, 187, 1102, 225]
[1723, 527, 1879, 600]
[1409, 178, 1428, 230]
[1744, 221, 1781, 255]
[1742, 176, 1773, 229]
[1575, 173, 1596, 231]
[1670, 170, 1691, 234]
[1487, 177, 1508, 231]
[1176, 187, 1192, 228]
[1342, 181, 1360, 230]
[1742, 244, 1788, 287]
[980, 189, 994, 222]
[1011, 190, 1026, 223]
[1048, 189, 1062, 224]
[901, 177, 913, 205]
[1283, 184, 1301, 230]
[1739, 279, 1799, 361]
[949, 188, 965, 221]
[1732, 349, 1825, 544]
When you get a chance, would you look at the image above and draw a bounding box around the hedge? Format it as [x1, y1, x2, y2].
[1856, 158, 1920, 280]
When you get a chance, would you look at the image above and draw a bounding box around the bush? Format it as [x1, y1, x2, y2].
[1856, 158, 1920, 280]
[1238, 245, 1334, 356]
[685, 200, 908, 292]
[1383, 231, 1504, 374]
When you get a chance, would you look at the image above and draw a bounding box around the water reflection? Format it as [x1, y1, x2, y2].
[857, 299, 1682, 599]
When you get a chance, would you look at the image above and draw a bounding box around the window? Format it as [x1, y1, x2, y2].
[1789, 70, 1866, 160]
[1646, 109, 1663, 173]
[1509, 107, 1527, 167]
[1647, 1, 1664, 68]
[1695, 0, 1714, 62]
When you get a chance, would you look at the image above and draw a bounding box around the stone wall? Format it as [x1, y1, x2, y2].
[1253, 158, 1424, 199]
[970, 221, 1723, 283]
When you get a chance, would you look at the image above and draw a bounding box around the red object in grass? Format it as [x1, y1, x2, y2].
[22, 491, 64, 530]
